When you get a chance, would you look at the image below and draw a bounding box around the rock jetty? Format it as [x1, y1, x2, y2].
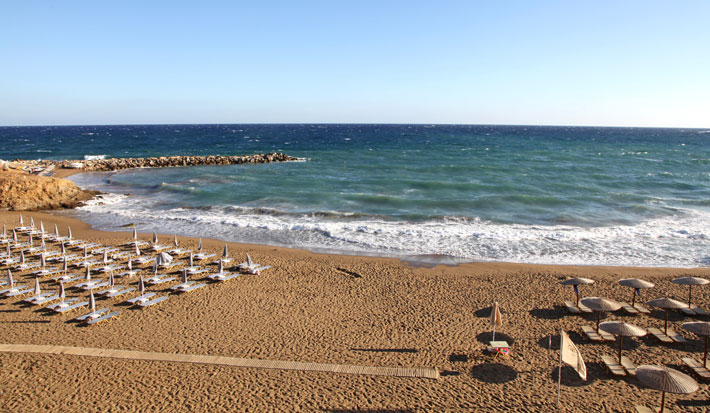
[55, 152, 300, 172]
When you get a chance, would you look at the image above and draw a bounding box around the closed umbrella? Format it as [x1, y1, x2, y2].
[173, 234, 179, 248]
[156, 252, 172, 266]
[581, 297, 621, 333]
[67, 226, 72, 240]
[599, 321, 647, 363]
[85, 266, 91, 281]
[560, 277, 594, 306]
[636, 365, 698, 412]
[59, 280, 65, 303]
[89, 290, 96, 313]
[33, 277, 40, 296]
[7, 269, 13, 288]
[671, 277, 709, 308]
[181, 269, 188, 284]
[647, 298, 689, 335]
[139, 275, 145, 294]
[197, 238, 203, 252]
[490, 302, 502, 341]
[222, 244, 229, 259]
[681, 321, 710, 368]
[152, 232, 158, 244]
[132, 227, 138, 241]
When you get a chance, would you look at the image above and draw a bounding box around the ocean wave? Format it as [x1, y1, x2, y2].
[72, 196, 710, 267]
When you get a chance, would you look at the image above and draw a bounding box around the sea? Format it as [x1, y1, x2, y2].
[1, 124, 708, 267]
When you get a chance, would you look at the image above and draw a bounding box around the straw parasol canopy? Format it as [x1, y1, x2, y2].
[636, 365, 698, 412]
[599, 321, 647, 363]
[681, 321, 710, 368]
[581, 297, 621, 332]
[561, 277, 594, 306]
[671, 276, 709, 308]
[647, 298, 689, 335]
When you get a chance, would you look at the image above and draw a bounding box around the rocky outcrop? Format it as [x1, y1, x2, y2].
[0, 170, 98, 211]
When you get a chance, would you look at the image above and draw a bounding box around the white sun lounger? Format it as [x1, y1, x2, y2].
[51, 275, 81, 284]
[187, 268, 210, 276]
[32, 293, 61, 306]
[207, 272, 241, 282]
[151, 244, 171, 252]
[170, 282, 207, 293]
[73, 279, 104, 289]
[4, 287, 32, 297]
[46, 297, 80, 310]
[167, 248, 192, 256]
[97, 265, 124, 273]
[137, 295, 169, 308]
[104, 287, 136, 298]
[32, 268, 60, 277]
[23, 291, 56, 304]
[86, 310, 120, 325]
[53, 300, 89, 313]
[115, 270, 138, 278]
[82, 281, 110, 291]
[0, 284, 28, 295]
[14, 263, 41, 272]
[248, 265, 271, 274]
[126, 292, 156, 305]
[132, 256, 155, 266]
[146, 276, 176, 285]
[193, 253, 216, 261]
[74, 308, 110, 322]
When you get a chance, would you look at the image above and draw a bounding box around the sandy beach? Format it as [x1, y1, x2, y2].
[0, 210, 707, 412]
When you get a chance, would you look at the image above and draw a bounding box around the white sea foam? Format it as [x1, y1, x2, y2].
[71, 193, 710, 267]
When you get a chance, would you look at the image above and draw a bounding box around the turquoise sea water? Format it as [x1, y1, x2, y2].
[1, 124, 708, 266]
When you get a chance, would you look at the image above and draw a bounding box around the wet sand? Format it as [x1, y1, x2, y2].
[1, 211, 709, 411]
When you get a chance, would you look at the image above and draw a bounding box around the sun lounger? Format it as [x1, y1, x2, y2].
[86, 310, 120, 325]
[125, 240, 149, 248]
[581, 325, 615, 342]
[1, 257, 18, 266]
[94, 247, 118, 254]
[104, 287, 135, 298]
[46, 297, 80, 310]
[150, 244, 171, 252]
[601, 355, 626, 376]
[97, 265, 124, 273]
[167, 248, 192, 257]
[111, 251, 132, 260]
[137, 295, 168, 308]
[98, 285, 126, 296]
[32, 268, 60, 277]
[207, 272, 240, 282]
[193, 253, 216, 261]
[81, 243, 102, 250]
[49, 254, 81, 263]
[681, 307, 696, 316]
[170, 282, 207, 293]
[620, 356, 637, 376]
[53, 300, 89, 313]
[647, 327, 674, 343]
[23, 292, 56, 304]
[682, 357, 710, 381]
[32, 293, 61, 306]
[74, 308, 110, 322]
[126, 292, 156, 305]
[14, 263, 40, 272]
[665, 328, 687, 343]
[158, 261, 181, 270]
[132, 256, 155, 266]
[51, 275, 80, 284]
[247, 265, 271, 274]
[632, 303, 651, 314]
[73, 260, 100, 268]
[147, 276, 176, 285]
[82, 281, 110, 291]
[0, 284, 28, 295]
[115, 270, 138, 278]
[187, 268, 210, 276]
[4, 287, 32, 297]
[691, 305, 709, 316]
[73, 279, 103, 289]
[618, 301, 640, 315]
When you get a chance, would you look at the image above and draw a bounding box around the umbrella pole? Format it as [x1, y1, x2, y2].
[688, 285, 692, 308]
[704, 336, 708, 369]
[660, 390, 665, 413]
[617, 336, 623, 364]
[596, 311, 601, 333]
[664, 309, 669, 335]
[575, 290, 579, 307]
[631, 290, 635, 307]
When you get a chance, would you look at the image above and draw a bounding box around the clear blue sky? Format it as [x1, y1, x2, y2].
[1, 1, 708, 127]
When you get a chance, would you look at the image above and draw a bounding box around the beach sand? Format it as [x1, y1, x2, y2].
[1, 210, 709, 411]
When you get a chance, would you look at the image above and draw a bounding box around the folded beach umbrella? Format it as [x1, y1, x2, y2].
[83, 246, 89, 258]
[30, 217, 35, 229]
[89, 290, 96, 313]
[63, 257, 68, 275]
[39, 221, 44, 234]
[59, 281, 65, 302]
[152, 260, 158, 276]
[671, 277, 709, 308]
[127, 258, 133, 272]
[33, 277, 40, 296]
[132, 227, 138, 241]
[560, 277, 594, 306]
[490, 302, 503, 341]
[6, 243, 10, 256]
[197, 238, 202, 252]
[20, 250, 25, 264]
[40, 236, 46, 250]
[7, 269, 13, 288]
[28, 233, 32, 246]
[173, 234, 179, 248]
[246, 253, 253, 268]
[54, 224, 59, 237]
[189, 254, 194, 268]
[647, 297, 689, 335]
[18, 214, 23, 227]
[152, 232, 158, 245]
[636, 365, 698, 413]
[156, 252, 172, 267]
[68, 226, 72, 240]
[108, 271, 114, 288]
[61, 242, 66, 255]
[681, 321, 710, 368]
[12, 229, 17, 243]
[218, 259, 224, 274]
[581, 297, 621, 333]
[139, 275, 145, 294]
[134, 242, 141, 256]
[599, 321, 647, 364]
[40, 253, 46, 269]
[182, 268, 188, 284]
[103, 250, 109, 265]
[1, 224, 5, 239]
[85, 266, 91, 281]
[222, 244, 228, 259]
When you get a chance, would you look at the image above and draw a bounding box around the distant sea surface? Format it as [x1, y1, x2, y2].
[1, 124, 708, 267]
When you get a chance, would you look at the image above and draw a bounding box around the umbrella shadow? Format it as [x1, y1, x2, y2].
[549, 364, 599, 386]
[471, 362, 518, 383]
[529, 307, 564, 320]
[677, 399, 710, 409]
[474, 306, 497, 318]
[647, 308, 685, 323]
[475, 332, 515, 345]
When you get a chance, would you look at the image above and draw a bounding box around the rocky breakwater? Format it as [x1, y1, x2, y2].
[0, 170, 98, 211]
[58, 152, 300, 172]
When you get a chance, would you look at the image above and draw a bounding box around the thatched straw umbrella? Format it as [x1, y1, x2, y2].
[581, 297, 621, 333]
[681, 321, 710, 368]
[636, 365, 698, 412]
[599, 321, 646, 363]
[619, 278, 655, 306]
[560, 277, 594, 306]
[671, 277, 709, 308]
[646, 298, 688, 335]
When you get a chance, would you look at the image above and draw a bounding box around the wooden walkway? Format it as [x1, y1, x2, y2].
[0, 343, 439, 380]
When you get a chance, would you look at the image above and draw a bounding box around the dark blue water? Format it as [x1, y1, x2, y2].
[1, 124, 708, 266]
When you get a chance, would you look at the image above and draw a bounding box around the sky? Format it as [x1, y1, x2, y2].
[1, 1, 708, 128]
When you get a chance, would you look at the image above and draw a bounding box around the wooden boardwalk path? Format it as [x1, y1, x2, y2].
[0, 343, 439, 380]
